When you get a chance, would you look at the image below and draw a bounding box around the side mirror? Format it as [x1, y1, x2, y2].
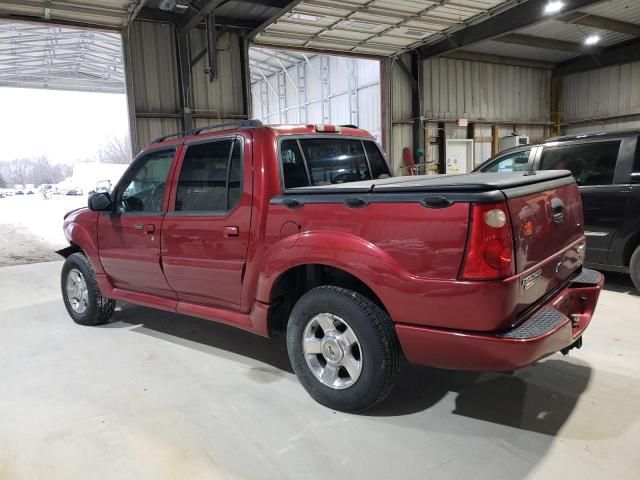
[88, 192, 113, 211]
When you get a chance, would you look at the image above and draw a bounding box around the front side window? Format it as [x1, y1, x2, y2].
[175, 138, 242, 212]
[117, 149, 174, 213]
[482, 150, 531, 173]
[364, 141, 391, 179]
[540, 141, 620, 186]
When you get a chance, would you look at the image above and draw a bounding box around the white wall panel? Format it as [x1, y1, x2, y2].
[251, 51, 381, 140]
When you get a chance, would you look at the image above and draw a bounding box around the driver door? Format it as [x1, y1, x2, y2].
[98, 147, 178, 298]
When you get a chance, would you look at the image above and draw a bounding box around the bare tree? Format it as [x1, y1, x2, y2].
[0, 172, 6, 188]
[0, 157, 72, 186]
[96, 135, 132, 164]
[8, 158, 32, 186]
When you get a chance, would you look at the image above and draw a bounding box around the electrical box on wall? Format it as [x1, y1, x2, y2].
[499, 135, 529, 152]
[445, 139, 474, 175]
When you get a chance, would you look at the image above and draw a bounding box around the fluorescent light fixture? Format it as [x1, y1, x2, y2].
[544, 1, 565, 14]
[585, 34, 600, 45]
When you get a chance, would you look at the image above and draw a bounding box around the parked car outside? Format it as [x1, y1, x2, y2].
[58, 122, 603, 411]
[474, 130, 640, 290]
[66, 187, 84, 196]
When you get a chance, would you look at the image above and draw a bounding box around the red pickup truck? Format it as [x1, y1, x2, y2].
[59, 121, 604, 411]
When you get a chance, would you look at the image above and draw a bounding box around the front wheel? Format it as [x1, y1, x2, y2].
[286, 286, 404, 412]
[61, 253, 115, 326]
[630, 245, 640, 292]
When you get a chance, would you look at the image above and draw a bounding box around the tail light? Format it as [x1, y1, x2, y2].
[460, 202, 515, 280]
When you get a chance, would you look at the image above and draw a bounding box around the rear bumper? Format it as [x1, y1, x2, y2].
[396, 268, 604, 371]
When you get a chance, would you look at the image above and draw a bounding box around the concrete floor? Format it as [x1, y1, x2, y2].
[1, 262, 639, 480]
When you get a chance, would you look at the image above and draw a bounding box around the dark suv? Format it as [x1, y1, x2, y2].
[475, 130, 640, 290]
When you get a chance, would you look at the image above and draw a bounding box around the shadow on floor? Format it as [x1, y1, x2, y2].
[369, 360, 591, 435]
[603, 271, 639, 296]
[107, 303, 592, 436]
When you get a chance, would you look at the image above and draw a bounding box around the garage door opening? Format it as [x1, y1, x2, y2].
[249, 47, 381, 142]
[0, 20, 130, 267]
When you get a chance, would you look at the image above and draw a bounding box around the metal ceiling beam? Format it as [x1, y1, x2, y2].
[559, 11, 640, 37]
[418, 0, 605, 58]
[180, 0, 227, 33]
[557, 37, 640, 75]
[443, 50, 556, 70]
[496, 32, 604, 55]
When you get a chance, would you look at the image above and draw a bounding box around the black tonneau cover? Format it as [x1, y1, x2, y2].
[285, 171, 573, 195]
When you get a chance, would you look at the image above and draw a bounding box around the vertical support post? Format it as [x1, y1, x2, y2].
[380, 57, 392, 155]
[122, 24, 138, 155]
[277, 70, 287, 123]
[492, 124, 499, 155]
[320, 55, 331, 124]
[297, 61, 307, 124]
[467, 122, 475, 169]
[348, 59, 359, 126]
[410, 51, 423, 168]
[259, 78, 269, 123]
[437, 122, 445, 174]
[177, 30, 193, 132]
[240, 37, 251, 118]
[551, 75, 562, 137]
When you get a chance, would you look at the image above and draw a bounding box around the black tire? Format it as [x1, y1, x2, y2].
[630, 245, 640, 292]
[61, 252, 115, 326]
[286, 286, 404, 412]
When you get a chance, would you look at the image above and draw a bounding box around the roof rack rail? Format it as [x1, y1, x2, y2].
[151, 120, 263, 144]
[151, 131, 191, 144]
[339, 124, 358, 128]
[193, 119, 263, 135]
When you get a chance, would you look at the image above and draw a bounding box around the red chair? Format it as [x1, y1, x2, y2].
[402, 147, 419, 175]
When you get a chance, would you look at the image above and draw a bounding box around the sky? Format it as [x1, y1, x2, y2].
[0, 87, 129, 165]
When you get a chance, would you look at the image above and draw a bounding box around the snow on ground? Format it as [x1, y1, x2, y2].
[0, 194, 86, 266]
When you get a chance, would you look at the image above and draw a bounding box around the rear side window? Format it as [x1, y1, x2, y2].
[540, 141, 620, 186]
[301, 138, 370, 185]
[175, 138, 242, 212]
[482, 150, 530, 172]
[364, 141, 391, 179]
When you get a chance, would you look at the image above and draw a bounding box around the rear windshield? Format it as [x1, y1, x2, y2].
[280, 138, 390, 189]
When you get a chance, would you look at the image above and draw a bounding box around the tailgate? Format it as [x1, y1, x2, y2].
[505, 179, 586, 314]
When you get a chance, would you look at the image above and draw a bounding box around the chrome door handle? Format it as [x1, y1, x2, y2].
[224, 226, 239, 238]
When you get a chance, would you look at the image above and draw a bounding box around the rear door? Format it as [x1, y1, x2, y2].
[98, 147, 177, 298]
[161, 136, 251, 310]
[535, 138, 628, 265]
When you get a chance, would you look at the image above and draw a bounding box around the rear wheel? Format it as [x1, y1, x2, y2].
[286, 286, 404, 412]
[61, 253, 115, 326]
[630, 245, 640, 292]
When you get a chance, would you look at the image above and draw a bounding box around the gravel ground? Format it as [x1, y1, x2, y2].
[0, 194, 86, 266]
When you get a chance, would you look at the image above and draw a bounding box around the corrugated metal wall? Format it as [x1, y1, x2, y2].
[561, 61, 640, 135]
[127, 20, 247, 152]
[423, 57, 551, 122]
[251, 52, 381, 142]
[391, 54, 413, 175]
[421, 57, 552, 166]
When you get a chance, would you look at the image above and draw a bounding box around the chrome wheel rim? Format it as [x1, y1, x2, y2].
[66, 268, 89, 314]
[302, 313, 362, 390]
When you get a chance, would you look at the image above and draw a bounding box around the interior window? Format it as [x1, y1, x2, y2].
[117, 149, 174, 213]
[364, 141, 391, 179]
[299, 138, 371, 185]
[175, 139, 239, 212]
[540, 141, 620, 186]
[483, 150, 531, 172]
[281, 139, 310, 188]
